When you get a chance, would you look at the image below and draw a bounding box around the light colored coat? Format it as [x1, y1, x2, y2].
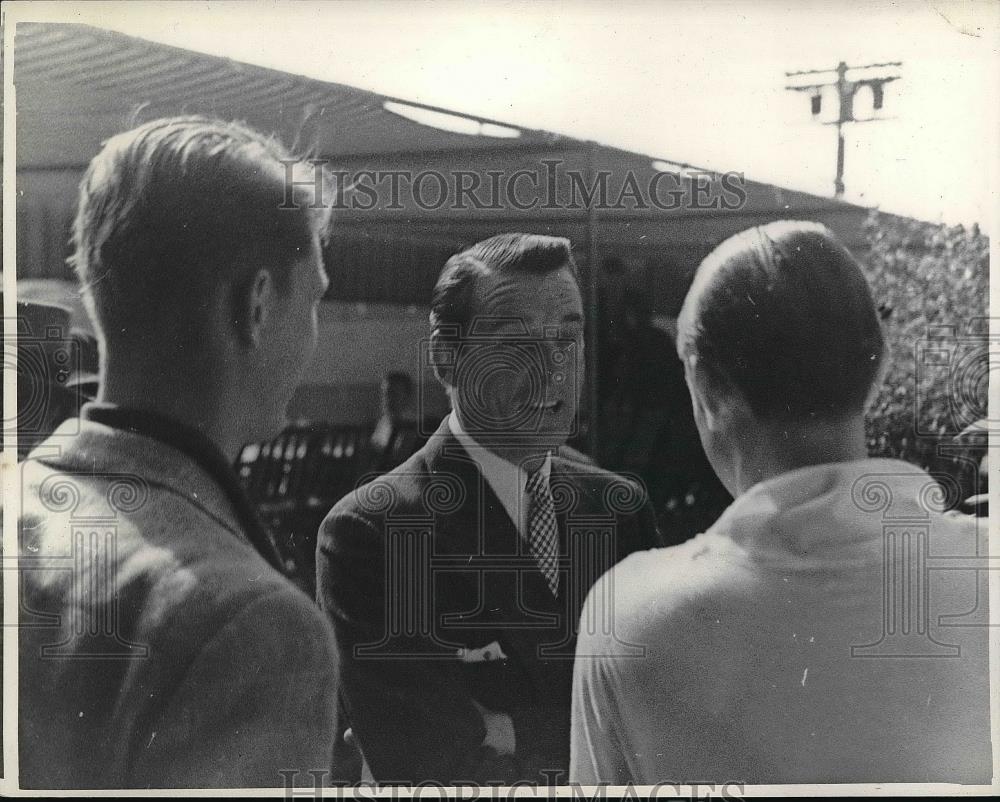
[17, 418, 338, 789]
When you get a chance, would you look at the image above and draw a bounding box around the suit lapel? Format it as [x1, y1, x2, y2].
[425, 425, 565, 660]
[424, 425, 519, 557]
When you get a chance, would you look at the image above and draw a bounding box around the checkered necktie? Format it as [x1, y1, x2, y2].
[525, 467, 560, 597]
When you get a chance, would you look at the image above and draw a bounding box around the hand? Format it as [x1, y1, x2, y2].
[471, 699, 516, 756]
[344, 728, 374, 782]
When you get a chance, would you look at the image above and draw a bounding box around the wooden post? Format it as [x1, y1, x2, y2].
[585, 142, 600, 459]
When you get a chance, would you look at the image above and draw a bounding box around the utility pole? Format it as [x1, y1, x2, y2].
[785, 61, 902, 198]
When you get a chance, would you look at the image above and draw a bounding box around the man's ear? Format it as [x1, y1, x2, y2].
[236, 268, 274, 347]
[685, 356, 734, 432]
[428, 329, 455, 388]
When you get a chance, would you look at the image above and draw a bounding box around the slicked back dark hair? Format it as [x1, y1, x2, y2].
[429, 233, 578, 340]
[678, 220, 885, 422]
[71, 115, 332, 347]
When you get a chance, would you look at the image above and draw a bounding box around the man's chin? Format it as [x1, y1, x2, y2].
[468, 427, 568, 450]
[460, 403, 576, 445]
[536, 404, 577, 437]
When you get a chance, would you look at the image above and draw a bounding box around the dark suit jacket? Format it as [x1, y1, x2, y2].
[316, 419, 663, 784]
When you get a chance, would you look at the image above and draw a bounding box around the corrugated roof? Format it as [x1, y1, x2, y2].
[13, 22, 570, 168]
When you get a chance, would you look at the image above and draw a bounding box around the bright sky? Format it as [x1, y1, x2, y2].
[9, 0, 1000, 227]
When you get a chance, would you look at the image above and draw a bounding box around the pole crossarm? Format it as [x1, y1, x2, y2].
[784, 59, 903, 197]
[785, 61, 902, 77]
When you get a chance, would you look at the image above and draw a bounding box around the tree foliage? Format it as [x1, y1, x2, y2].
[860, 210, 989, 502]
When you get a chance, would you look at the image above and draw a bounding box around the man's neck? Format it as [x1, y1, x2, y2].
[100, 360, 244, 463]
[732, 414, 869, 496]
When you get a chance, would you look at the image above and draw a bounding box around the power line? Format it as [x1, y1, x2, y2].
[785, 61, 902, 197]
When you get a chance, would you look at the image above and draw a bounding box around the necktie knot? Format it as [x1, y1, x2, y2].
[525, 466, 549, 498]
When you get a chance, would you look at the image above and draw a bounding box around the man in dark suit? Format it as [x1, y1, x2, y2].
[317, 233, 663, 785]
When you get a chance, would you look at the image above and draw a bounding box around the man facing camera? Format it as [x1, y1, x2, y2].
[571, 221, 991, 784]
[17, 117, 339, 788]
[317, 233, 663, 784]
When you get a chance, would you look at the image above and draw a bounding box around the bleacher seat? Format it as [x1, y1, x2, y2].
[237, 422, 375, 594]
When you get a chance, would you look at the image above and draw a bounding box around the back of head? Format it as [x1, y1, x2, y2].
[678, 221, 884, 422]
[71, 115, 330, 353]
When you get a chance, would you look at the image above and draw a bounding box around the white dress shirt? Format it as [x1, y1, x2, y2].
[447, 411, 551, 541]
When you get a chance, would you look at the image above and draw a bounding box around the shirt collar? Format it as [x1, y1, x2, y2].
[707, 457, 934, 558]
[80, 402, 286, 573]
[447, 411, 551, 534]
